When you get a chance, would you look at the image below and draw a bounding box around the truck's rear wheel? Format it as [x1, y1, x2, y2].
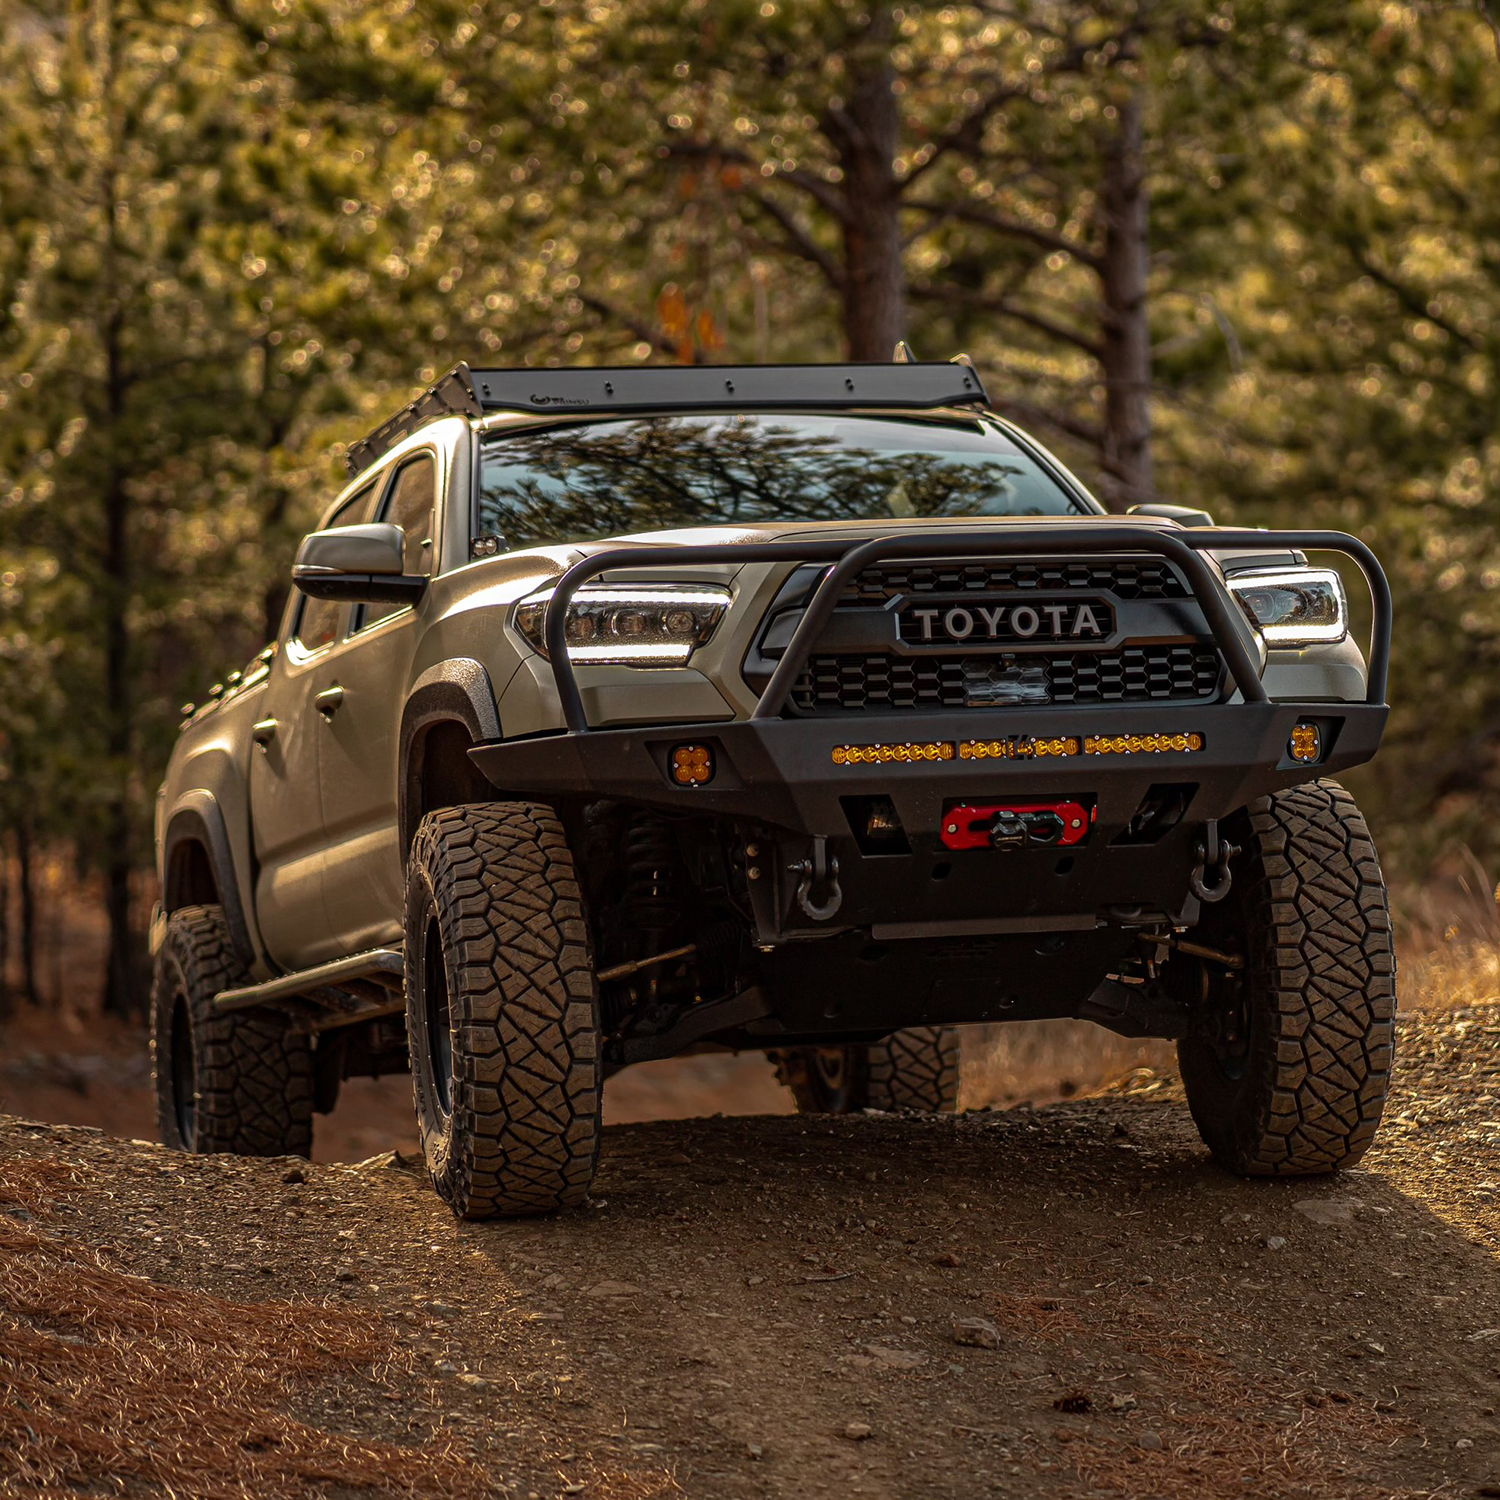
[405, 802, 603, 1218]
[1176, 780, 1396, 1175]
[150, 905, 313, 1157]
[772, 1026, 961, 1114]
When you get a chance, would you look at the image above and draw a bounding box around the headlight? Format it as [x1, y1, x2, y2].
[1225, 567, 1347, 646]
[513, 584, 732, 666]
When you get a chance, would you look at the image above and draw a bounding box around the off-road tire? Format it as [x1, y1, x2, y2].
[150, 905, 313, 1157]
[773, 1027, 962, 1114]
[1178, 780, 1396, 1176]
[405, 802, 602, 1218]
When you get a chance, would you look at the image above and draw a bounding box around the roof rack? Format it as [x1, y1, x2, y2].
[344, 359, 990, 475]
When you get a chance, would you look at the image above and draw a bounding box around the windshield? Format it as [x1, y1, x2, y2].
[476, 412, 1087, 549]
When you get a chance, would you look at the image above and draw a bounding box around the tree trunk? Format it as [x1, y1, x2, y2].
[831, 7, 905, 362]
[101, 302, 141, 1016]
[0, 830, 10, 1019]
[1097, 91, 1154, 507]
[16, 820, 39, 1005]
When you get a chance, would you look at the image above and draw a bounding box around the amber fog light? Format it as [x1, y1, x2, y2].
[1289, 722, 1322, 764]
[672, 744, 715, 785]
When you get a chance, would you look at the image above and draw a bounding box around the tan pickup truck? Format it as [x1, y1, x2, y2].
[152, 359, 1396, 1217]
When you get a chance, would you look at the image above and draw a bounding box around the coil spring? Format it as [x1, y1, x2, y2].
[622, 817, 681, 934]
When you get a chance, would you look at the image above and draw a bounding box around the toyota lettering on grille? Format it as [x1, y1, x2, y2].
[897, 597, 1114, 647]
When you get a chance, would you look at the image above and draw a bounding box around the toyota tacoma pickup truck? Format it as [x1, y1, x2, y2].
[151, 357, 1396, 1218]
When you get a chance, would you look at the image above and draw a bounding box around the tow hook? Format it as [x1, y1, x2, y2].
[1190, 819, 1239, 904]
[790, 835, 843, 921]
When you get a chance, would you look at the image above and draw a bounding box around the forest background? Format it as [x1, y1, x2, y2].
[1, 0, 1497, 1015]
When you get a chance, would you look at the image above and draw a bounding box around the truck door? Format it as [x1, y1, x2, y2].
[248, 482, 376, 970]
[318, 450, 440, 953]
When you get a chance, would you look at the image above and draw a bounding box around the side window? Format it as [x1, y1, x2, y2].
[360, 453, 436, 630]
[289, 482, 377, 652]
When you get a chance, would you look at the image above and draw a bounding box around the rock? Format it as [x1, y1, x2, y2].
[933, 1251, 962, 1268]
[2, 1205, 33, 1222]
[336, 1268, 358, 1283]
[457, 1372, 489, 1389]
[1138, 1431, 1164, 1451]
[842, 1422, 873, 1442]
[425, 1301, 458, 1318]
[1294, 1198, 1356, 1226]
[862, 1343, 925, 1369]
[952, 1317, 1001, 1349]
[1109, 1393, 1138, 1412]
[281, 1165, 306, 1185]
[352, 1149, 421, 1174]
[1264, 1235, 1287, 1251]
[586, 1280, 643, 1297]
[746, 1442, 764, 1460]
[434, 1360, 458, 1375]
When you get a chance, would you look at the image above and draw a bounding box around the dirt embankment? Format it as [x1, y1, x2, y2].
[5, 1006, 1500, 1500]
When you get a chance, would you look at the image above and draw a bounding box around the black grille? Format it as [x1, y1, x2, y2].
[844, 557, 1188, 605]
[790, 645, 1223, 715]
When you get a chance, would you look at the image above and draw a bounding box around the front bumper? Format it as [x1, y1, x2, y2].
[472, 523, 1391, 946]
[471, 699, 1387, 940]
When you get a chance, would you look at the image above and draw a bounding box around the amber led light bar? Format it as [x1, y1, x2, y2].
[830, 732, 1206, 767]
[1083, 732, 1204, 755]
[831, 741, 956, 765]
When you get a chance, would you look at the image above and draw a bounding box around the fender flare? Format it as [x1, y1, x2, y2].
[398, 658, 502, 853]
[161, 792, 257, 968]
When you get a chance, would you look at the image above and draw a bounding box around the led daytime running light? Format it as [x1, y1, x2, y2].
[1226, 567, 1348, 646]
[514, 583, 731, 666]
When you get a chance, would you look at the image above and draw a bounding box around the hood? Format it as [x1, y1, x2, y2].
[567, 512, 1182, 555]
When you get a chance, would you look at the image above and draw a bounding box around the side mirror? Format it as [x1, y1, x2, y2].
[1127, 502, 1216, 528]
[291, 523, 427, 604]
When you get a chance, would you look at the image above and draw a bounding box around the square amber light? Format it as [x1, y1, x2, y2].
[1288, 723, 1322, 764]
[671, 744, 714, 785]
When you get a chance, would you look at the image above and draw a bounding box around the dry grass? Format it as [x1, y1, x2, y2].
[981, 1276, 1416, 1500]
[961, 1019, 1175, 1110]
[1392, 853, 1500, 1014]
[0, 1154, 672, 1500]
[1060, 1322, 1414, 1500]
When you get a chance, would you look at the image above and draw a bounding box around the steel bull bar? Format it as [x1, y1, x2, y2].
[540, 525, 1392, 732]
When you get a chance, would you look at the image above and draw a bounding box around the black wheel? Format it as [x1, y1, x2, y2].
[772, 1026, 962, 1114]
[150, 905, 313, 1157]
[405, 801, 603, 1218]
[1174, 780, 1396, 1176]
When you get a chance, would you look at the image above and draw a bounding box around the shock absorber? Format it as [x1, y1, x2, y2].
[620, 817, 685, 1001]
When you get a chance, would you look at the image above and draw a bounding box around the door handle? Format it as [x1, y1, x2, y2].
[314, 685, 345, 719]
[251, 717, 278, 747]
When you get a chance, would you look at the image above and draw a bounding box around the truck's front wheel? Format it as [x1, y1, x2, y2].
[772, 1027, 962, 1114]
[1176, 780, 1396, 1175]
[405, 802, 603, 1218]
[150, 905, 313, 1157]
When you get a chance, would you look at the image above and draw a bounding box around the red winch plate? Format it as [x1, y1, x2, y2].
[941, 800, 1093, 851]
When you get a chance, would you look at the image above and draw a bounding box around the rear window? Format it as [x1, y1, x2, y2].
[477, 412, 1086, 550]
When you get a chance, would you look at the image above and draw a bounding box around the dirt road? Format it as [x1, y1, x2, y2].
[5, 1004, 1500, 1500]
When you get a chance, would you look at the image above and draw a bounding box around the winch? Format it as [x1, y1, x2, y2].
[940, 800, 1094, 851]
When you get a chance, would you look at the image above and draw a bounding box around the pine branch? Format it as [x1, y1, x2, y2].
[909, 282, 1104, 360]
[735, 191, 844, 291]
[904, 198, 1102, 271]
